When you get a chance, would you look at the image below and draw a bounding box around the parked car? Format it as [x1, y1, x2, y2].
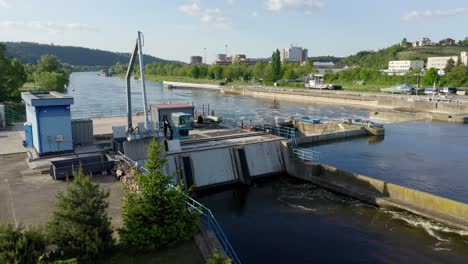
[424, 87, 438, 94]
[440, 87, 457, 94]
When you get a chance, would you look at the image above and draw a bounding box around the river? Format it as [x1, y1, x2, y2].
[68, 72, 468, 263]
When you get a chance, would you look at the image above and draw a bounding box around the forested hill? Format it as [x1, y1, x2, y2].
[2, 42, 180, 66]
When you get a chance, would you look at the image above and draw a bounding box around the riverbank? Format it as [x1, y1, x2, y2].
[158, 80, 468, 122]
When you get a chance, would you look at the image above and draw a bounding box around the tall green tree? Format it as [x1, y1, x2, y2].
[0, 44, 27, 101]
[445, 64, 468, 87]
[36, 55, 62, 73]
[35, 72, 69, 92]
[118, 139, 199, 252]
[47, 169, 114, 260]
[271, 49, 282, 81]
[444, 58, 456, 73]
[0, 224, 46, 264]
[422, 68, 441, 86]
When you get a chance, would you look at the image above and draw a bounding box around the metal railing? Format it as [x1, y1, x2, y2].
[118, 153, 241, 264]
[293, 147, 320, 162]
[251, 123, 297, 139]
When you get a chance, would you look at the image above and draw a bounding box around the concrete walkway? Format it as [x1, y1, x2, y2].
[0, 124, 27, 155]
[0, 153, 123, 228]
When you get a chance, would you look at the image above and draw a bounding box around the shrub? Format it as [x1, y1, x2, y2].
[0, 224, 46, 264]
[118, 139, 199, 252]
[46, 168, 114, 260]
[206, 250, 232, 264]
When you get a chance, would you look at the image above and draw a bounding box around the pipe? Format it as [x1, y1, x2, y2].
[137, 31, 150, 129]
[125, 41, 139, 133]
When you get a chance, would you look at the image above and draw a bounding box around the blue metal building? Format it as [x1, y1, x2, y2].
[21, 91, 74, 156]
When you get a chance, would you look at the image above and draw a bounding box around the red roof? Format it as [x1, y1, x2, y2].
[151, 103, 193, 109]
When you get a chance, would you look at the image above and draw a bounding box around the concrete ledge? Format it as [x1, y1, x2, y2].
[283, 144, 468, 230]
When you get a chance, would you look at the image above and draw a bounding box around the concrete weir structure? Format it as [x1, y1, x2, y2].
[164, 131, 285, 189]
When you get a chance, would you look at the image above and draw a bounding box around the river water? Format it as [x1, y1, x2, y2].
[68, 72, 468, 263]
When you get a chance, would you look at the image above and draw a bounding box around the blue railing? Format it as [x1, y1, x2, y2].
[118, 153, 241, 264]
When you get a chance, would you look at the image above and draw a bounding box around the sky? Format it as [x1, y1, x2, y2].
[1, 0, 468, 63]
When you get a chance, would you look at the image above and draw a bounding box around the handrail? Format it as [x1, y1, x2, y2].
[293, 147, 320, 162]
[117, 152, 241, 264]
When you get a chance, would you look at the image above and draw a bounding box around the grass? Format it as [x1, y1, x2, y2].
[397, 46, 467, 60]
[97, 240, 204, 264]
[145, 75, 221, 85]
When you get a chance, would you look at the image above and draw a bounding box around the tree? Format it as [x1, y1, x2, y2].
[118, 139, 199, 252]
[36, 55, 62, 73]
[445, 64, 468, 87]
[190, 65, 201, 79]
[422, 68, 440, 86]
[35, 72, 69, 92]
[0, 44, 27, 101]
[401, 38, 408, 47]
[206, 250, 232, 264]
[47, 168, 114, 260]
[0, 224, 46, 264]
[271, 49, 282, 81]
[444, 58, 456, 73]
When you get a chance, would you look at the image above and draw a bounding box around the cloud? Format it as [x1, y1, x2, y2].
[252, 11, 258, 17]
[0, 0, 11, 8]
[265, 0, 324, 13]
[227, 0, 235, 5]
[0, 21, 98, 34]
[179, 1, 232, 29]
[402, 7, 468, 21]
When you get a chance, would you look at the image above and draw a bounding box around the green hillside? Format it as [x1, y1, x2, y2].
[338, 45, 468, 68]
[396, 46, 467, 61]
[2, 42, 181, 67]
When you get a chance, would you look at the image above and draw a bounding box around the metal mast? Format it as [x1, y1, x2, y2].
[137, 31, 149, 128]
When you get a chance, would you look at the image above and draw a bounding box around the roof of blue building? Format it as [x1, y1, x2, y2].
[21, 91, 74, 107]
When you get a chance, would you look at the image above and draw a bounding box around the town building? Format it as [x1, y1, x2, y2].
[427, 56, 459, 70]
[313, 62, 335, 69]
[230, 54, 246, 62]
[215, 54, 227, 62]
[440, 38, 456, 46]
[388, 60, 424, 72]
[419, 37, 432, 46]
[190, 56, 203, 65]
[461, 52, 468, 66]
[281, 45, 308, 63]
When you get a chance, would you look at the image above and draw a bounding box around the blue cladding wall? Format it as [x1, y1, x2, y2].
[36, 105, 73, 154]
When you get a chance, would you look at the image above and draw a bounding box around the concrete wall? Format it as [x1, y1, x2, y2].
[166, 140, 285, 188]
[188, 148, 237, 187]
[296, 121, 362, 137]
[295, 129, 368, 145]
[244, 141, 284, 177]
[123, 138, 154, 162]
[281, 141, 468, 230]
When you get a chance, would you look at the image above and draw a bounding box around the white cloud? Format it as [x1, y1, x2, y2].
[265, 0, 324, 13]
[227, 0, 235, 5]
[0, 0, 11, 8]
[0, 21, 98, 34]
[402, 7, 468, 21]
[252, 11, 258, 17]
[178, 1, 232, 29]
[179, 0, 201, 15]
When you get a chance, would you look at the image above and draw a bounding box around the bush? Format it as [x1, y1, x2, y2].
[46, 168, 114, 260]
[118, 139, 199, 252]
[206, 250, 232, 264]
[0, 224, 46, 264]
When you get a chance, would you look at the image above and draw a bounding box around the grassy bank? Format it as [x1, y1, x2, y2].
[98, 240, 204, 264]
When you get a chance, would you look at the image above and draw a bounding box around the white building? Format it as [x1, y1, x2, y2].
[427, 56, 459, 70]
[281, 45, 308, 63]
[461, 52, 468, 66]
[388, 60, 424, 72]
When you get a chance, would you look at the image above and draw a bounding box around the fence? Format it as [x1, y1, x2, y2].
[71, 107, 145, 119]
[118, 153, 241, 264]
[4, 105, 26, 124]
